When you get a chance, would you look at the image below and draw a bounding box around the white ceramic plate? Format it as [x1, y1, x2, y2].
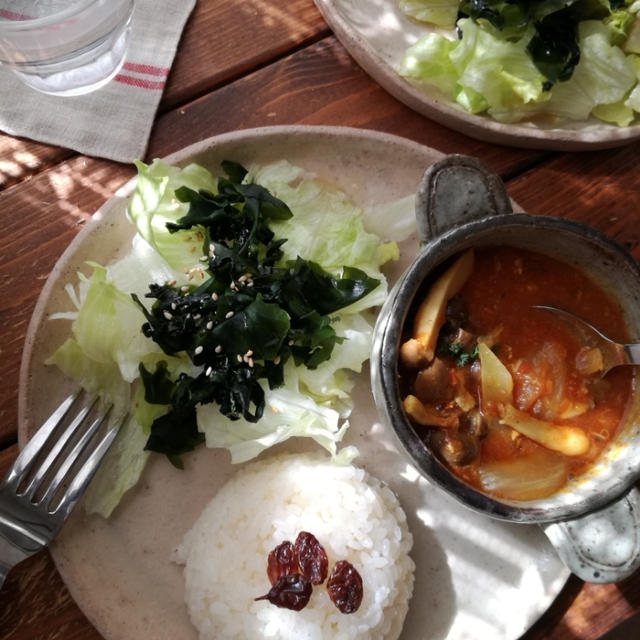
[18, 126, 569, 640]
[314, 0, 640, 150]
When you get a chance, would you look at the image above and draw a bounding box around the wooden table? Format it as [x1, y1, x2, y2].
[1, 1, 640, 638]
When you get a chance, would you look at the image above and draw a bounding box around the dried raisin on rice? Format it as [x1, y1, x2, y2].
[295, 531, 328, 585]
[266, 540, 297, 584]
[326, 560, 363, 614]
[255, 573, 312, 611]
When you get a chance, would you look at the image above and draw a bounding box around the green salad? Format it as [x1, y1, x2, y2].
[48, 159, 401, 516]
[398, 0, 640, 125]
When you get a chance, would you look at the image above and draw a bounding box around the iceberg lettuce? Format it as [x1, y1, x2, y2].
[398, 1, 640, 125]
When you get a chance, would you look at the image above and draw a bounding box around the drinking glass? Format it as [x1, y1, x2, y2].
[0, 0, 134, 96]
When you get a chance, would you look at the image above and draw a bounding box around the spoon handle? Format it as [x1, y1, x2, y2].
[624, 342, 640, 365]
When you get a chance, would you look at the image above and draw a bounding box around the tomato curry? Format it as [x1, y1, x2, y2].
[399, 246, 634, 501]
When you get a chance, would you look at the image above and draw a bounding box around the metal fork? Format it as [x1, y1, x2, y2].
[0, 390, 124, 588]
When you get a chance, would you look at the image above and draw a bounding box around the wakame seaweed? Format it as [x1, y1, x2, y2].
[133, 161, 380, 466]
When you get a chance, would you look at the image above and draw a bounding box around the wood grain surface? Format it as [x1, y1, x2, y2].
[2, 0, 640, 638]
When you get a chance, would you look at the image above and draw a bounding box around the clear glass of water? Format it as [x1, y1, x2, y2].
[0, 0, 134, 96]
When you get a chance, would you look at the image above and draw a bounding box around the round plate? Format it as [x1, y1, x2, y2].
[314, 0, 640, 151]
[18, 126, 569, 640]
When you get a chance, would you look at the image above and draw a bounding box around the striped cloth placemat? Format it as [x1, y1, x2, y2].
[0, 0, 196, 163]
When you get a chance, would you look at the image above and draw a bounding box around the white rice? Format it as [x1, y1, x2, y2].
[174, 453, 415, 640]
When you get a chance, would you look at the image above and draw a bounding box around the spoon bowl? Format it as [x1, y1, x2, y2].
[533, 304, 640, 376]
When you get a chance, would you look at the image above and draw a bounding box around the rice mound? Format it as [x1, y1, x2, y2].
[174, 453, 415, 640]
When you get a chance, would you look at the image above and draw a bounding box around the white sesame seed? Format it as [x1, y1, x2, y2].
[248, 357, 254, 368]
[181, 285, 189, 292]
[168, 278, 177, 286]
[247, 280, 254, 287]
[199, 255, 208, 262]
[225, 311, 234, 319]
[193, 314, 201, 320]
[171, 302, 177, 310]
[215, 345, 222, 353]
[206, 321, 214, 330]
[212, 292, 218, 301]
[205, 366, 212, 376]
[288, 339, 294, 346]
[237, 354, 243, 363]
[194, 345, 203, 355]
[163, 311, 172, 320]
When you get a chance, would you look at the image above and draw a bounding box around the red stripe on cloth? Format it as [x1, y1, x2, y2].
[122, 62, 170, 77]
[114, 74, 166, 90]
[0, 9, 32, 20]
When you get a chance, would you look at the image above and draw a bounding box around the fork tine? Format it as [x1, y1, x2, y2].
[4, 391, 79, 490]
[21, 397, 97, 501]
[52, 418, 125, 519]
[37, 404, 113, 508]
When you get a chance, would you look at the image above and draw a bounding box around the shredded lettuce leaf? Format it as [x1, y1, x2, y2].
[48, 160, 401, 517]
[398, 0, 640, 125]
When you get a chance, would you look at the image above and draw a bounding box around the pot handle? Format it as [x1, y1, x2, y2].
[541, 486, 640, 583]
[416, 154, 513, 246]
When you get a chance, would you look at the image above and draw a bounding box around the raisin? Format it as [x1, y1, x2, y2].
[326, 560, 363, 614]
[255, 573, 312, 611]
[266, 540, 297, 585]
[295, 531, 328, 585]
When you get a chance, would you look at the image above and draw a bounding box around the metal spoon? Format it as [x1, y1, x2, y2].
[532, 304, 640, 376]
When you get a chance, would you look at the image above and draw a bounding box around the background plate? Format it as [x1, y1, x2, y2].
[18, 126, 569, 640]
[314, 0, 640, 151]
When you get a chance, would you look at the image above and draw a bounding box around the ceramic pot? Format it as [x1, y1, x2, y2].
[371, 154, 640, 583]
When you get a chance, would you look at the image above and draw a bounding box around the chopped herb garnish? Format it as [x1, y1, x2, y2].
[134, 161, 380, 466]
[447, 341, 479, 367]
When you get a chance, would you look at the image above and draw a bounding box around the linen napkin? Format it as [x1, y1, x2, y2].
[0, 0, 196, 163]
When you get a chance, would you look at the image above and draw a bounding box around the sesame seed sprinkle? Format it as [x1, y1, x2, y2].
[225, 311, 234, 319]
[215, 345, 222, 353]
[163, 311, 172, 320]
[194, 345, 203, 355]
[206, 321, 214, 330]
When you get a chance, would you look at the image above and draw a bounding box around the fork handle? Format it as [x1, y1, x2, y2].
[0, 558, 9, 589]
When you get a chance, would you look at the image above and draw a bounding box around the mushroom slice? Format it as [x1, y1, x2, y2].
[403, 395, 459, 429]
[400, 249, 474, 367]
[500, 404, 590, 456]
[430, 430, 480, 466]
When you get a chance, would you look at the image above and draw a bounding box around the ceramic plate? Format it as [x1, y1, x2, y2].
[18, 126, 569, 640]
[314, 0, 640, 150]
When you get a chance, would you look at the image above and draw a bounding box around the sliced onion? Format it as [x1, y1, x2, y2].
[478, 449, 569, 501]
